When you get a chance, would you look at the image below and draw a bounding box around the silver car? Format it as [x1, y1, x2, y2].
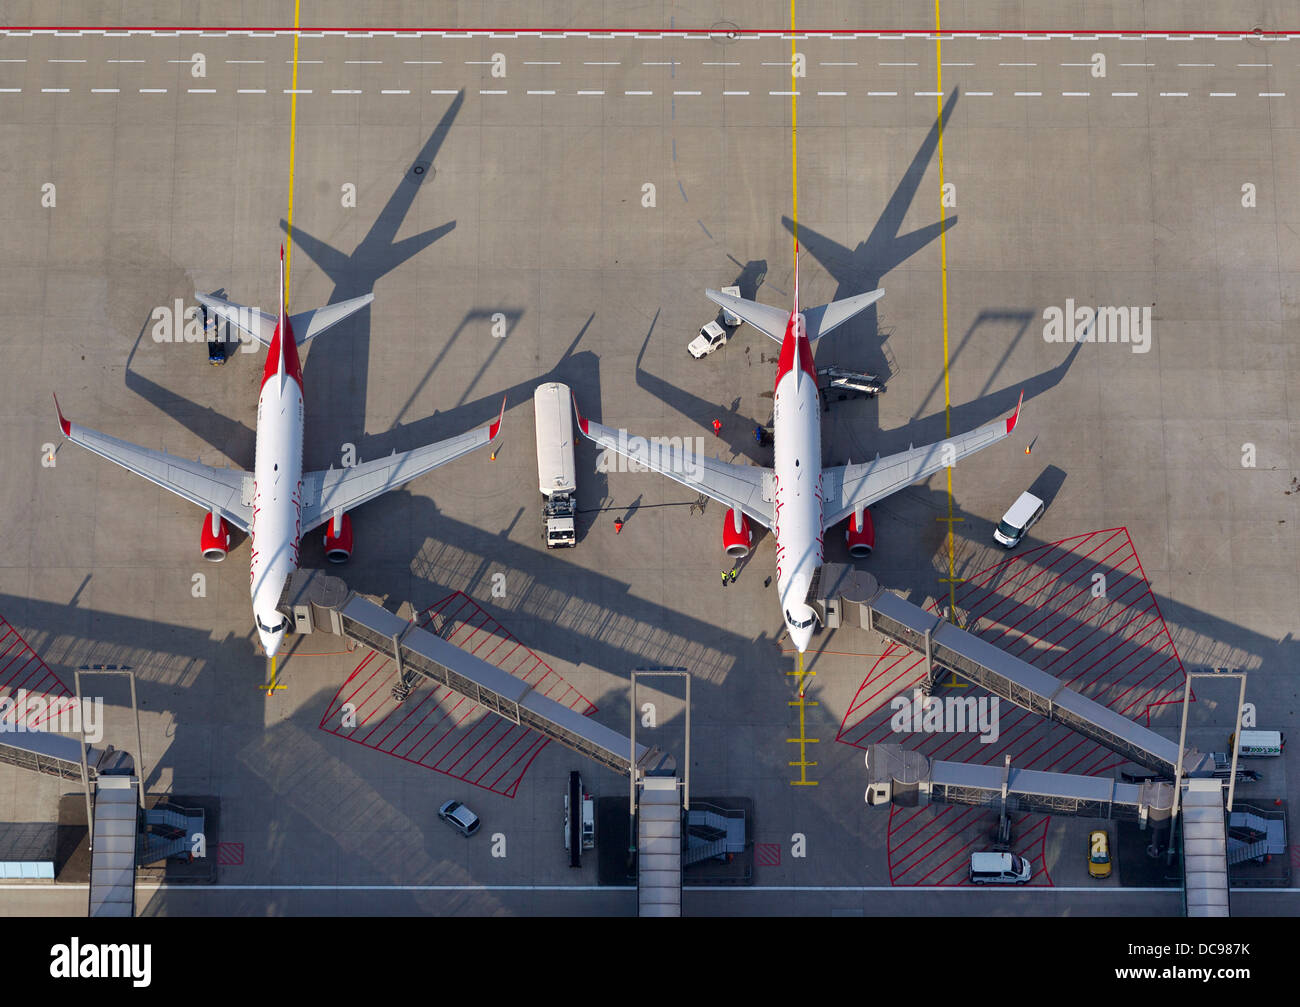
[438, 799, 481, 837]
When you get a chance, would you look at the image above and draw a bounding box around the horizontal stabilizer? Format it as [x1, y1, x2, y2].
[289, 293, 375, 345]
[195, 293, 276, 348]
[802, 288, 885, 341]
[704, 288, 789, 341]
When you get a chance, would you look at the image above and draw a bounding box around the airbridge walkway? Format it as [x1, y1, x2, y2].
[816, 564, 1237, 917]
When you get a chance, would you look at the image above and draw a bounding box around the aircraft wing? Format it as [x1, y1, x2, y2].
[822, 392, 1023, 530]
[573, 399, 774, 529]
[288, 294, 375, 345]
[194, 293, 277, 348]
[53, 396, 252, 531]
[300, 397, 504, 532]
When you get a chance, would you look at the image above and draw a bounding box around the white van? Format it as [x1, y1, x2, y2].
[969, 851, 1032, 885]
[1231, 730, 1285, 757]
[993, 491, 1045, 548]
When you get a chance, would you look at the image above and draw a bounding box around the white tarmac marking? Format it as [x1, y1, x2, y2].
[722, 90, 750, 95]
[867, 90, 898, 96]
[381, 89, 410, 94]
[238, 88, 266, 94]
[138, 88, 167, 93]
[332, 89, 361, 94]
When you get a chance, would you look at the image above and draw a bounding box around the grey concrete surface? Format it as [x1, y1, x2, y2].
[0, 9, 1296, 917]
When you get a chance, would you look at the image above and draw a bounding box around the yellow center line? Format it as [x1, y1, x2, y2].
[790, 0, 798, 257]
[285, 0, 302, 302]
[933, 2, 959, 626]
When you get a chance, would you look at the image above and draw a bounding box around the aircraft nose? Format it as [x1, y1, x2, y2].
[789, 624, 813, 654]
[258, 627, 283, 658]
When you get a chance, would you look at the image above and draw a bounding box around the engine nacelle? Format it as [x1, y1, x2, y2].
[201, 513, 231, 562]
[722, 508, 753, 558]
[846, 509, 875, 558]
[323, 513, 354, 563]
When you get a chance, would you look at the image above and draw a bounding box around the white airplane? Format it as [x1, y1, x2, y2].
[573, 250, 1022, 654]
[54, 248, 504, 661]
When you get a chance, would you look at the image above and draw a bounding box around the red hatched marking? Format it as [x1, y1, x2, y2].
[319, 592, 596, 798]
[838, 528, 1187, 887]
[216, 842, 245, 866]
[0, 615, 74, 729]
[754, 843, 782, 867]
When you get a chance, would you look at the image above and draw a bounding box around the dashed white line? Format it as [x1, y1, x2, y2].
[942, 62, 974, 67]
[1178, 63, 1215, 67]
[1111, 91, 1139, 97]
[643, 61, 678, 66]
[381, 89, 410, 94]
[1062, 91, 1091, 96]
[1260, 92, 1286, 97]
[106, 59, 144, 63]
[138, 88, 167, 94]
[225, 59, 264, 64]
[966, 91, 993, 96]
[576, 90, 604, 95]
[818, 91, 847, 96]
[1000, 62, 1037, 67]
[881, 62, 918, 67]
[703, 61, 740, 66]
[347, 60, 384, 65]
[0, 59, 26, 63]
[820, 61, 858, 66]
[527, 89, 555, 95]
[479, 89, 507, 95]
[47, 58, 87, 63]
[1120, 63, 1155, 67]
[284, 88, 312, 94]
[625, 89, 652, 95]
[770, 90, 800, 96]
[1210, 92, 1237, 97]
[237, 88, 266, 94]
[760, 61, 790, 66]
[1159, 91, 1188, 97]
[332, 89, 361, 94]
[584, 61, 621, 66]
[90, 88, 119, 93]
[429, 89, 458, 95]
[1238, 63, 1271, 67]
[673, 90, 701, 95]
[41, 87, 69, 93]
[916, 91, 943, 96]
[403, 60, 442, 65]
[867, 91, 898, 96]
[0, 87, 22, 92]
[523, 61, 561, 65]
[188, 88, 216, 93]
[722, 90, 750, 96]
[1014, 91, 1042, 96]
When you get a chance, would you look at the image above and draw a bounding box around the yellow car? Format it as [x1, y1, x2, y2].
[1088, 829, 1112, 878]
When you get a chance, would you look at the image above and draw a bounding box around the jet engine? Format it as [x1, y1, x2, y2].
[201, 513, 231, 561]
[323, 513, 354, 563]
[845, 509, 875, 558]
[722, 508, 753, 558]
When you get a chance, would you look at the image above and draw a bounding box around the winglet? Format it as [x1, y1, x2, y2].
[570, 391, 589, 436]
[52, 393, 71, 438]
[488, 395, 506, 441]
[1005, 390, 1024, 435]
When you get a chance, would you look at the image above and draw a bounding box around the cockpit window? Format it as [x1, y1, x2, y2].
[785, 609, 815, 630]
[257, 615, 286, 634]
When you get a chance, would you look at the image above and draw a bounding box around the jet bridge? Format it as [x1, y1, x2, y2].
[865, 744, 1176, 826]
[816, 566, 1212, 778]
[279, 570, 664, 778]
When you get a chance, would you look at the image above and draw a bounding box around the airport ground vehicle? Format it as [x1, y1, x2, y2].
[1088, 830, 1112, 879]
[993, 491, 1046, 548]
[203, 306, 227, 364]
[438, 800, 481, 837]
[534, 382, 577, 548]
[688, 320, 729, 358]
[1231, 730, 1285, 757]
[969, 851, 1032, 884]
[564, 771, 595, 867]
